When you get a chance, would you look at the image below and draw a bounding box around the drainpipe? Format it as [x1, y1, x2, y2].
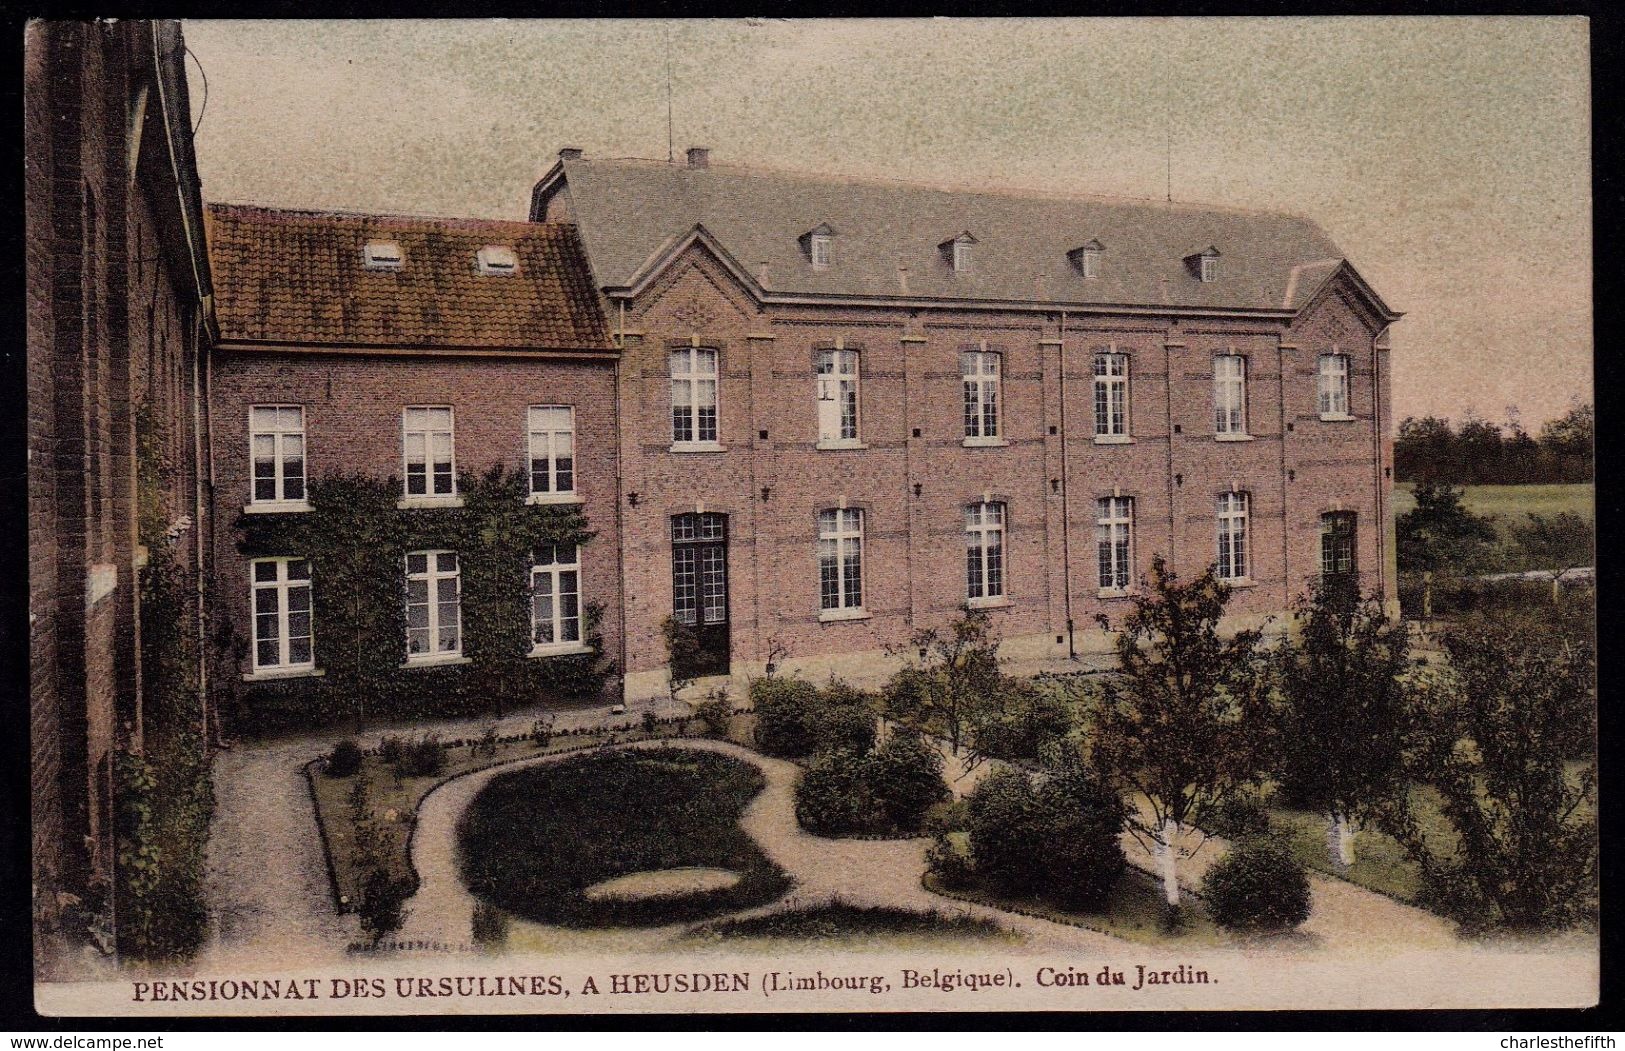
[1057, 312, 1075, 659]
[190, 309, 208, 746]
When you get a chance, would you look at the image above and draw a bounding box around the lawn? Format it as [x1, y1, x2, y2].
[456, 747, 792, 927]
[1392, 482, 1594, 535]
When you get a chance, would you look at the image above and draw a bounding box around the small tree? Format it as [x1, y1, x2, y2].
[1377, 613, 1596, 931]
[1090, 556, 1272, 906]
[1274, 579, 1413, 867]
[1510, 512, 1594, 602]
[661, 616, 704, 701]
[1397, 482, 1499, 613]
[887, 607, 1002, 756]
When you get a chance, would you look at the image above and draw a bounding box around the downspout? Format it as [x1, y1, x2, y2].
[1372, 326, 1388, 605]
[191, 310, 208, 745]
[614, 300, 630, 699]
[1057, 312, 1075, 659]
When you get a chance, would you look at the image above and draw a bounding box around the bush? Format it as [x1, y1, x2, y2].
[966, 767, 1043, 897]
[397, 734, 446, 778]
[1201, 840, 1312, 933]
[793, 751, 876, 836]
[358, 868, 411, 943]
[882, 666, 937, 723]
[866, 730, 949, 833]
[325, 739, 363, 778]
[530, 716, 555, 749]
[641, 711, 659, 734]
[815, 686, 878, 756]
[1206, 792, 1274, 840]
[969, 677, 1076, 764]
[925, 833, 974, 890]
[1038, 761, 1128, 909]
[751, 677, 821, 757]
[693, 688, 732, 739]
[378, 735, 405, 766]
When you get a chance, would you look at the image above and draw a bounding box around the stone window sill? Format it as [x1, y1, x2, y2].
[528, 642, 594, 658]
[1096, 587, 1135, 600]
[242, 666, 325, 683]
[1219, 577, 1257, 589]
[527, 492, 584, 506]
[1093, 434, 1134, 446]
[967, 595, 1012, 610]
[670, 441, 727, 454]
[1215, 433, 1255, 443]
[243, 500, 313, 515]
[399, 653, 471, 669]
[1318, 413, 1357, 423]
[397, 496, 464, 510]
[815, 439, 868, 451]
[961, 436, 1009, 449]
[818, 607, 871, 623]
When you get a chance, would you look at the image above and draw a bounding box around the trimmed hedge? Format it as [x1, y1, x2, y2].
[1200, 839, 1313, 932]
[966, 763, 1127, 909]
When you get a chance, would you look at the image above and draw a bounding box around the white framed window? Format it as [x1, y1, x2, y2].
[1096, 497, 1134, 592]
[671, 347, 719, 445]
[965, 502, 1006, 602]
[363, 240, 403, 270]
[249, 405, 306, 505]
[1093, 354, 1130, 437]
[530, 543, 583, 651]
[818, 508, 864, 612]
[527, 405, 575, 497]
[953, 240, 973, 273]
[1216, 492, 1250, 581]
[961, 350, 1001, 439]
[1318, 353, 1351, 417]
[405, 550, 461, 661]
[250, 558, 313, 672]
[1081, 246, 1101, 279]
[476, 245, 518, 276]
[816, 348, 860, 443]
[1214, 355, 1248, 436]
[810, 234, 832, 269]
[402, 406, 456, 498]
[1200, 255, 1219, 282]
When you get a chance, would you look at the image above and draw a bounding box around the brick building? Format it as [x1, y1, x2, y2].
[25, 19, 215, 960]
[531, 148, 1400, 699]
[203, 206, 620, 730]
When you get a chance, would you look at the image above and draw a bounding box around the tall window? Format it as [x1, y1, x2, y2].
[251, 558, 313, 672]
[965, 502, 1006, 601]
[953, 240, 973, 273]
[527, 406, 575, 497]
[531, 543, 582, 650]
[1321, 511, 1358, 581]
[818, 508, 864, 611]
[1093, 353, 1129, 437]
[961, 350, 1001, 440]
[1200, 256, 1219, 282]
[405, 550, 461, 661]
[816, 348, 860, 443]
[1096, 497, 1134, 591]
[403, 406, 455, 497]
[671, 347, 719, 445]
[1318, 354, 1351, 417]
[250, 405, 306, 505]
[1216, 492, 1250, 581]
[1213, 355, 1247, 435]
[810, 234, 832, 269]
[671, 513, 727, 627]
[1080, 246, 1101, 279]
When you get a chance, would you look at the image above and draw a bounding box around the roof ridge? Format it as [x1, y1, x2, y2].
[206, 201, 555, 231]
[566, 154, 1311, 221]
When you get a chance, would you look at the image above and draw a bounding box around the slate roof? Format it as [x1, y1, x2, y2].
[542, 156, 1395, 318]
[205, 204, 611, 350]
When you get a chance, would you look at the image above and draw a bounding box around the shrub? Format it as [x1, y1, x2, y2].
[378, 735, 405, 766]
[1037, 761, 1128, 910]
[925, 833, 974, 890]
[1206, 792, 1274, 841]
[358, 868, 411, 943]
[398, 734, 446, 778]
[474, 724, 499, 759]
[882, 666, 938, 723]
[752, 677, 821, 757]
[530, 716, 555, 750]
[693, 688, 732, 739]
[325, 740, 363, 778]
[641, 711, 659, 734]
[966, 767, 1043, 897]
[866, 729, 949, 833]
[814, 684, 878, 755]
[793, 751, 876, 836]
[1201, 840, 1312, 933]
[969, 677, 1076, 764]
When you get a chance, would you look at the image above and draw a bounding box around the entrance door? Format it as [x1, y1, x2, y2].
[672, 513, 730, 676]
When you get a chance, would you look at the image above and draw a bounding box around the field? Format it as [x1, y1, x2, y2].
[1392, 482, 1594, 534]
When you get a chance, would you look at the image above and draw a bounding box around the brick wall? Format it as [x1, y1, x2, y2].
[207, 349, 624, 709]
[614, 245, 1391, 697]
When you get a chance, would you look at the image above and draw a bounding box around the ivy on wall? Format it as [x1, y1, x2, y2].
[232, 465, 615, 736]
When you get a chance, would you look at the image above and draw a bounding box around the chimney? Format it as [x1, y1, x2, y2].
[558, 147, 583, 161]
[686, 146, 710, 169]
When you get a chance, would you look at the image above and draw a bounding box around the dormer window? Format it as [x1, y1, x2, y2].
[476, 245, 519, 275]
[941, 232, 978, 273]
[800, 223, 836, 270]
[363, 240, 403, 270]
[1186, 246, 1222, 282]
[1070, 239, 1105, 279]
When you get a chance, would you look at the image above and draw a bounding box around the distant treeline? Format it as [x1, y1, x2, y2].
[1394, 403, 1592, 485]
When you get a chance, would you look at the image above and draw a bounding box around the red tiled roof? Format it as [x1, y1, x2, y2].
[205, 204, 611, 350]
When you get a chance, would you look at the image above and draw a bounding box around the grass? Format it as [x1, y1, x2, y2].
[456, 747, 791, 927]
[924, 833, 1228, 947]
[307, 713, 758, 913]
[1393, 482, 1594, 535]
[686, 900, 1010, 943]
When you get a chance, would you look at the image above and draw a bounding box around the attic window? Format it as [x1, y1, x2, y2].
[476, 245, 519, 276]
[1187, 246, 1222, 283]
[1201, 256, 1218, 282]
[1070, 239, 1105, 279]
[363, 240, 404, 270]
[941, 232, 978, 273]
[810, 234, 832, 269]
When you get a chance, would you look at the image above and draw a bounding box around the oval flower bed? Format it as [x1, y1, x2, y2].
[455, 747, 791, 927]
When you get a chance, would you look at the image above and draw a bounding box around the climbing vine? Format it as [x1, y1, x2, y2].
[233, 466, 615, 736]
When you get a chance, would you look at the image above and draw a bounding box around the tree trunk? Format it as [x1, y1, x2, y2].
[1330, 813, 1357, 868]
[1158, 818, 1181, 906]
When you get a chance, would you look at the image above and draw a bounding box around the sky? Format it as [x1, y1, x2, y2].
[182, 17, 1592, 430]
